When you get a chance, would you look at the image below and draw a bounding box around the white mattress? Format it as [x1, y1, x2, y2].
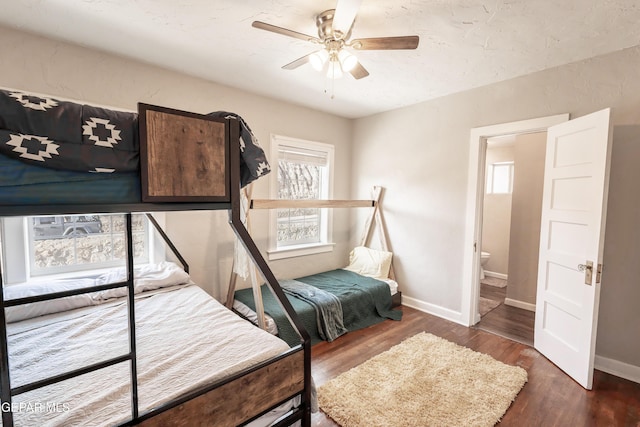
[4, 283, 292, 426]
[383, 278, 399, 296]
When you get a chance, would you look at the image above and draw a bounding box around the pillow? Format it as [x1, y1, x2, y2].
[92, 261, 191, 301]
[4, 278, 97, 323]
[3, 262, 191, 322]
[343, 246, 393, 280]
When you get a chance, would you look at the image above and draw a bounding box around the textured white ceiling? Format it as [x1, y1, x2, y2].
[1, 1, 639, 118]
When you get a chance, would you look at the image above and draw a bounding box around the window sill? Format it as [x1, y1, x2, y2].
[267, 243, 335, 261]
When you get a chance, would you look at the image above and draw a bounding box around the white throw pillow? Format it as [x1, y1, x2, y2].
[343, 246, 393, 280]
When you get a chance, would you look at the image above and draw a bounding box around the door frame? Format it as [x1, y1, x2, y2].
[461, 113, 570, 326]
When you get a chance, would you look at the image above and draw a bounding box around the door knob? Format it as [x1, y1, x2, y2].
[578, 261, 593, 285]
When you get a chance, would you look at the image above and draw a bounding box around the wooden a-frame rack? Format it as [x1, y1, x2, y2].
[225, 186, 394, 332]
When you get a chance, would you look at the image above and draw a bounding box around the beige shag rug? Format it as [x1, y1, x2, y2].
[318, 332, 527, 427]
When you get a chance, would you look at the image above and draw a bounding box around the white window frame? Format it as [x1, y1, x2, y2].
[267, 134, 335, 260]
[486, 161, 514, 194]
[0, 213, 164, 285]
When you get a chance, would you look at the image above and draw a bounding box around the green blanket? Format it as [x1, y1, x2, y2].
[234, 269, 402, 347]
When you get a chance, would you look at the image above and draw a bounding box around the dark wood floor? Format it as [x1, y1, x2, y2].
[310, 305, 640, 426]
[476, 282, 535, 346]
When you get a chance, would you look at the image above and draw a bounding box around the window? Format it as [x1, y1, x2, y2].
[269, 135, 334, 259]
[29, 214, 149, 276]
[1, 213, 153, 284]
[486, 161, 514, 194]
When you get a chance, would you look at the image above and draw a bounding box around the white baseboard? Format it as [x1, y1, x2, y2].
[595, 355, 640, 384]
[504, 297, 536, 312]
[484, 270, 508, 280]
[401, 295, 467, 326]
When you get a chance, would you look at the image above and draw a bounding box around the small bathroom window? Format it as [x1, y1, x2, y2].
[486, 161, 514, 194]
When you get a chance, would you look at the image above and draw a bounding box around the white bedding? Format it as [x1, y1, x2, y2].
[3, 261, 191, 323]
[4, 282, 292, 426]
[385, 278, 399, 296]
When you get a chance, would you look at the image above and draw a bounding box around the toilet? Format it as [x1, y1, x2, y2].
[480, 251, 490, 279]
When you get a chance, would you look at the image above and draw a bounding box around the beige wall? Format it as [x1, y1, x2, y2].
[506, 132, 546, 306]
[481, 144, 514, 276]
[597, 125, 640, 366]
[0, 25, 353, 300]
[352, 45, 640, 369]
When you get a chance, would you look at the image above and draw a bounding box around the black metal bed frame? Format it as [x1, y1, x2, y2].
[0, 118, 312, 426]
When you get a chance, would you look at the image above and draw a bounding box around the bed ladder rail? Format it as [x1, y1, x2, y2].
[0, 214, 140, 427]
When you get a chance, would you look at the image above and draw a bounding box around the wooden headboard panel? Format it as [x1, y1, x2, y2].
[138, 103, 230, 202]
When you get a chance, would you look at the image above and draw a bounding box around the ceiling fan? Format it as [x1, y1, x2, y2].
[252, 0, 419, 80]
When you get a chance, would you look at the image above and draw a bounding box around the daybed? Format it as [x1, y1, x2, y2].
[234, 266, 401, 346]
[230, 188, 403, 346]
[0, 89, 312, 426]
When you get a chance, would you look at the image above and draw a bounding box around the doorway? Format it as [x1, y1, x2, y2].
[463, 110, 614, 389]
[460, 113, 569, 328]
[475, 132, 547, 345]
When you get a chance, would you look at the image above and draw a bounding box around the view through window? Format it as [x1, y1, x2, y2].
[271, 135, 334, 253]
[29, 214, 148, 276]
[486, 161, 514, 194]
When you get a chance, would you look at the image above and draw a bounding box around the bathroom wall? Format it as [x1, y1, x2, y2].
[481, 143, 514, 277]
[505, 132, 546, 308]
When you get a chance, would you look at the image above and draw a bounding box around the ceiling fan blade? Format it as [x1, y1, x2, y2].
[332, 0, 363, 35]
[282, 53, 314, 70]
[351, 36, 420, 50]
[252, 21, 320, 43]
[348, 62, 369, 79]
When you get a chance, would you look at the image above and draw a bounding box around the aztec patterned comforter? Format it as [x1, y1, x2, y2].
[0, 89, 269, 187]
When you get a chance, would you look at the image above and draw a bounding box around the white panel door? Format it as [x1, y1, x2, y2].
[534, 108, 612, 389]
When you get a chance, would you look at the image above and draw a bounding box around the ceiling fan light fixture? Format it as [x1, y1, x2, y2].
[338, 49, 358, 71]
[252, 1, 419, 82]
[310, 50, 329, 71]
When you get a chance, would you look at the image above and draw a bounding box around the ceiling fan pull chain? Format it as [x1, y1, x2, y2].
[331, 75, 335, 99]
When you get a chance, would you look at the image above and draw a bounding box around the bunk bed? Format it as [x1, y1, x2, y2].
[0, 89, 312, 426]
[228, 187, 403, 346]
